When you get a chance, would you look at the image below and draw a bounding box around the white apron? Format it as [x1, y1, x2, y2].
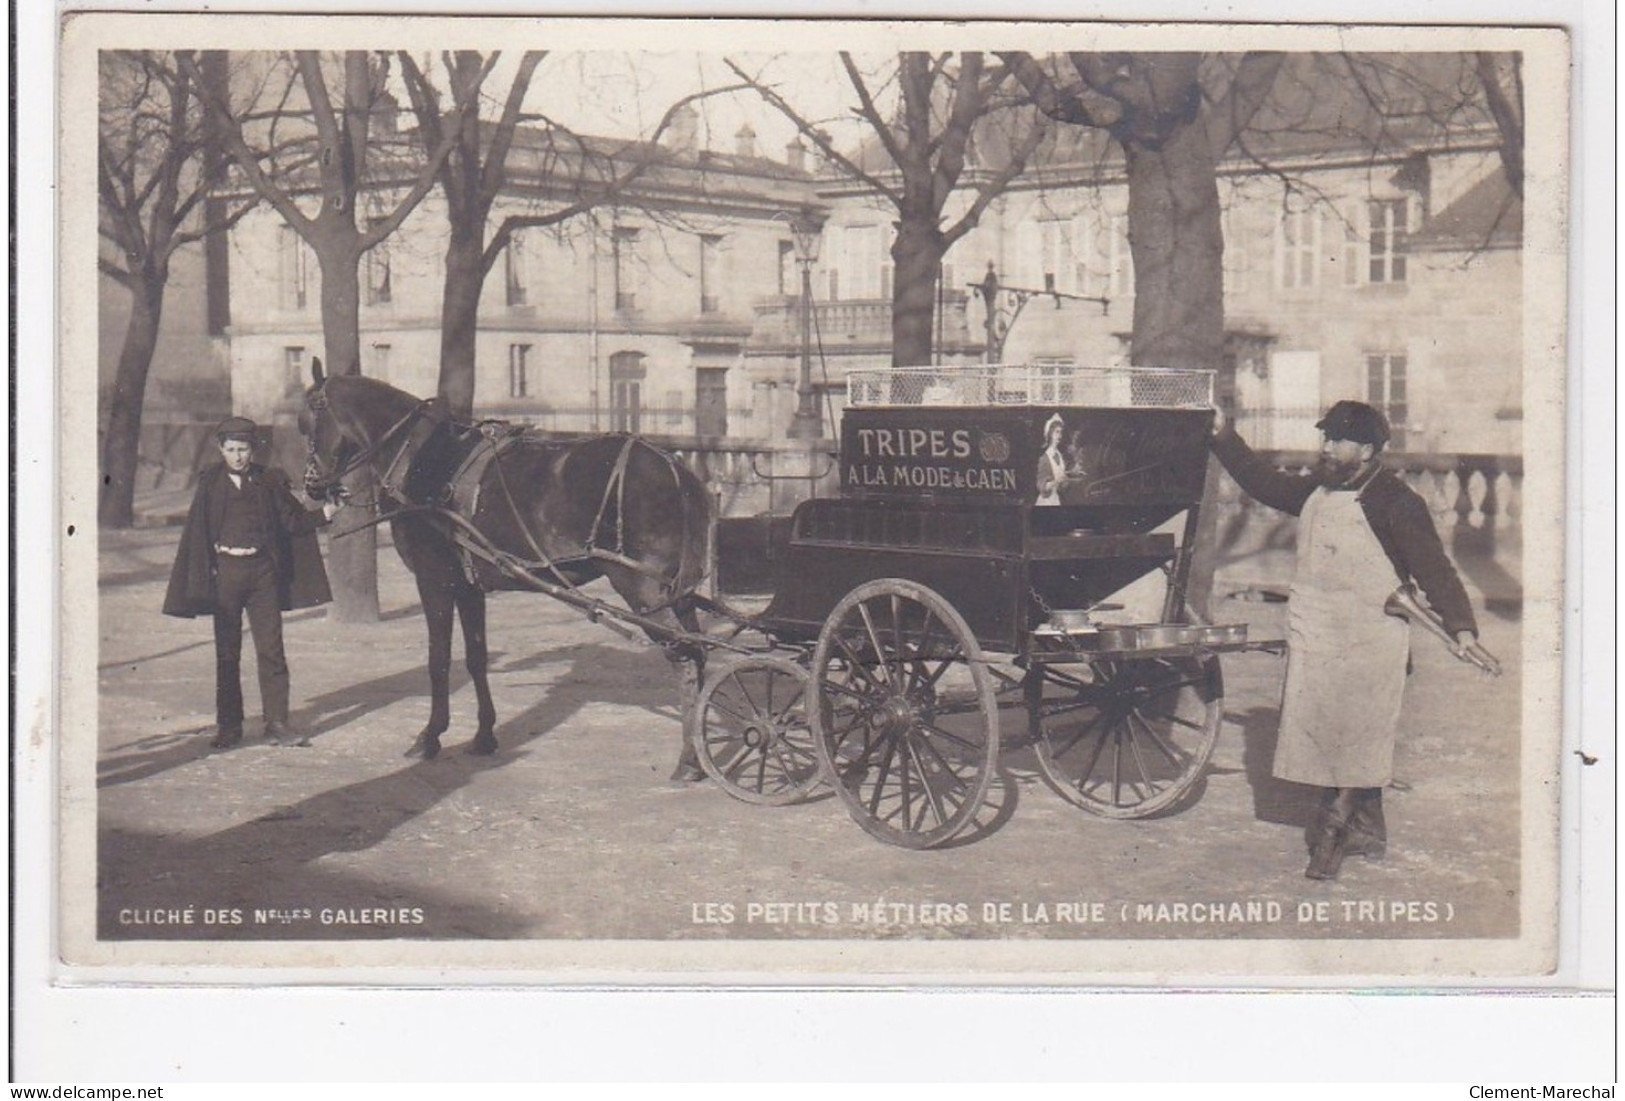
[1273, 486, 1410, 787]
[1036, 448, 1065, 506]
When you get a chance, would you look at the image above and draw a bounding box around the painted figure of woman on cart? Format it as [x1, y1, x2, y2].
[1036, 412, 1068, 506]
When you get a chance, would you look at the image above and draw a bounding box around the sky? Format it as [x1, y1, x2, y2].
[393, 50, 889, 164]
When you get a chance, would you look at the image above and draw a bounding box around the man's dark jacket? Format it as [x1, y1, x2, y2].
[162, 462, 333, 618]
[1212, 428, 1478, 638]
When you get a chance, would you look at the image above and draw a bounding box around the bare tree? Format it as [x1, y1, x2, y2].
[396, 51, 748, 417]
[1001, 51, 1287, 619]
[1235, 53, 1522, 252]
[729, 52, 1049, 366]
[1474, 52, 1523, 197]
[98, 50, 259, 528]
[183, 50, 470, 622]
[1003, 52, 1286, 381]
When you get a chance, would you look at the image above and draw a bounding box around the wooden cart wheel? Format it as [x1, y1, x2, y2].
[1027, 655, 1223, 819]
[694, 655, 822, 806]
[810, 579, 1000, 849]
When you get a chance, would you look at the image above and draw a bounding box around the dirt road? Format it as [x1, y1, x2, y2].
[90, 526, 1528, 961]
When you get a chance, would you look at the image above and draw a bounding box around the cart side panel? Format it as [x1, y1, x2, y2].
[839, 406, 1212, 528]
[757, 498, 1028, 651]
[714, 514, 794, 596]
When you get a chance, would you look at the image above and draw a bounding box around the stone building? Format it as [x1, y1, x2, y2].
[109, 71, 1523, 487]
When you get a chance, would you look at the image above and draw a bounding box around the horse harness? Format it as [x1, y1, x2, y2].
[323, 394, 694, 615]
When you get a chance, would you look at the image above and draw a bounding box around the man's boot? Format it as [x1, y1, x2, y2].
[1305, 788, 1358, 880]
[1345, 787, 1387, 860]
[1304, 788, 1338, 853]
[265, 720, 310, 748]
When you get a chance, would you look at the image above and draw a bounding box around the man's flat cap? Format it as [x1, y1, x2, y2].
[1315, 400, 1390, 447]
[215, 416, 259, 442]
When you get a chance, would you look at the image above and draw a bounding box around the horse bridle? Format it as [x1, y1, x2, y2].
[305, 384, 435, 503]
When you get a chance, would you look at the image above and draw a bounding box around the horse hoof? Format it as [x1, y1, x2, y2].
[668, 763, 705, 784]
[406, 736, 442, 760]
[466, 736, 498, 757]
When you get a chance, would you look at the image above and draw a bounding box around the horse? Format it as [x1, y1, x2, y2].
[298, 360, 712, 780]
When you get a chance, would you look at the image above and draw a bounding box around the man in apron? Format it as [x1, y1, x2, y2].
[1211, 400, 1493, 880]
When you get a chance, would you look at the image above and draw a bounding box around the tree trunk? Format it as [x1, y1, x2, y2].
[891, 218, 945, 367]
[436, 228, 485, 418]
[99, 273, 166, 529]
[1123, 120, 1228, 622]
[316, 243, 380, 623]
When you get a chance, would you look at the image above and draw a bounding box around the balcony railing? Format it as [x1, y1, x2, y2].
[749, 291, 974, 350]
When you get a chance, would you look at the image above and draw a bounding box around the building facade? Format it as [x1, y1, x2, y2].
[211, 109, 1523, 463]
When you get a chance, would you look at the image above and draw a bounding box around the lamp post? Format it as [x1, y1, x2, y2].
[777, 209, 826, 440]
[974, 260, 1110, 363]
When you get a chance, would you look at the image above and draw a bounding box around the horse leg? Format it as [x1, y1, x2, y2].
[455, 583, 499, 755]
[407, 579, 455, 760]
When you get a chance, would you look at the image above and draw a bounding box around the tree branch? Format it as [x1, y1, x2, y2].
[724, 57, 903, 203]
[1204, 51, 1288, 156]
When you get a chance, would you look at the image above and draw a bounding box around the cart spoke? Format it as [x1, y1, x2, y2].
[1128, 706, 1187, 770]
[1111, 723, 1126, 806]
[910, 730, 973, 793]
[889, 593, 907, 685]
[901, 736, 950, 829]
[1122, 713, 1159, 799]
[855, 603, 896, 690]
[1070, 713, 1113, 795]
[1046, 707, 1109, 761]
[912, 609, 943, 667]
[914, 719, 986, 759]
[705, 695, 761, 729]
[830, 633, 885, 688]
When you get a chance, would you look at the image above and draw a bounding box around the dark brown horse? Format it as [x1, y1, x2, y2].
[299, 362, 711, 779]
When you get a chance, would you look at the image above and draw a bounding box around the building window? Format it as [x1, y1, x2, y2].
[612, 226, 641, 312]
[508, 343, 531, 398]
[368, 342, 391, 378]
[1073, 211, 1131, 298]
[699, 234, 723, 314]
[279, 225, 310, 311]
[1038, 218, 1076, 294]
[1275, 205, 1320, 290]
[839, 224, 888, 300]
[1366, 353, 1408, 448]
[505, 232, 528, 306]
[609, 350, 645, 433]
[1032, 357, 1077, 404]
[283, 346, 307, 396]
[777, 240, 796, 297]
[1368, 199, 1410, 284]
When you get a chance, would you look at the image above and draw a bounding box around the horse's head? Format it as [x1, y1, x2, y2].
[298, 357, 352, 500]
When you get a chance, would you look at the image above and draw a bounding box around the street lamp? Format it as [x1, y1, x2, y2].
[776, 209, 826, 440]
[974, 260, 1110, 363]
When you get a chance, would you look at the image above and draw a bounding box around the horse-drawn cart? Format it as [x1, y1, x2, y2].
[302, 361, 1282, 849]
[696, 364, 1284, 848]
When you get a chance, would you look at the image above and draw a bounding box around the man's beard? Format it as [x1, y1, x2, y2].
[1315, 455, 1365, 487]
